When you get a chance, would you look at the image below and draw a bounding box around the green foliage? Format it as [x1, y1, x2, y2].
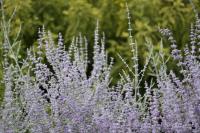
[0, 0, 200, 87]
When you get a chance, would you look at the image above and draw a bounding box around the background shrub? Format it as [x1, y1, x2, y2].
[1, 0, 200, 86]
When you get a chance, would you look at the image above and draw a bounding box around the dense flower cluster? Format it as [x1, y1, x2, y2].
[1, 10, 200, 133]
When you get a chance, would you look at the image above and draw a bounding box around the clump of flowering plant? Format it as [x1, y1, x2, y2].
[1, 4, 200, 133]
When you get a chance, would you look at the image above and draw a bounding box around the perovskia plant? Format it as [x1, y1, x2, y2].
[0, 2, 200, 133]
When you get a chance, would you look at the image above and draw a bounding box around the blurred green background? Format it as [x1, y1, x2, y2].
[0, 0, 200, 101]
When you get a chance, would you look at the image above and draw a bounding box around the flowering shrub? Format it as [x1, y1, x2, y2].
[1, 5, 200, 133]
